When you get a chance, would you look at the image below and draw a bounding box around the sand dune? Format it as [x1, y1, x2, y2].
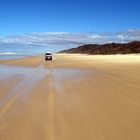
[0, 54, 140, 140]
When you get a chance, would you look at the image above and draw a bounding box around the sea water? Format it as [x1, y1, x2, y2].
[0, 43, 51, 60]
[0, 44, 58, 60]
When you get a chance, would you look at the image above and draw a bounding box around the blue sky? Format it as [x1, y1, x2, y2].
[0, 0, 140, 36]
[0, 0, 140, 54]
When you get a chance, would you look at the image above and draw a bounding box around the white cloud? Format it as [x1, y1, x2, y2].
[116, 35, 125, 40]
[0, 29, 140, 51]
[91, 34, 108, 39]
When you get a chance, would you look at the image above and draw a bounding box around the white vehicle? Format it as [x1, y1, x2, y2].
[45, 52, 52, 61]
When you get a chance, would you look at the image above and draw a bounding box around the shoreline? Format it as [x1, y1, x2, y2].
[0, 53, 140, 67]
[0, 53, 140, 140]
[0, 55, 43, 67]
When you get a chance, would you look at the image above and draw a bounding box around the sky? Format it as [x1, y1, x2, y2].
[0, 0, 140, 53]
[0, 0, 140, 35]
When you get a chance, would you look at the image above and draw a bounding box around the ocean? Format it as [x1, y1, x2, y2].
[0, 53, 35, 60]
[0, 44, 57, 60]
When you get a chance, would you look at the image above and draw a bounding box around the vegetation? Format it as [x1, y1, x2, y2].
[58, 41, 140, 54]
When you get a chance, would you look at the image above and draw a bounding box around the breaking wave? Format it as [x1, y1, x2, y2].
[0, 52, 24, 55]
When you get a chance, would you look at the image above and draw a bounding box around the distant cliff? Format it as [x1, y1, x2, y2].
[58, 41, 140, 54]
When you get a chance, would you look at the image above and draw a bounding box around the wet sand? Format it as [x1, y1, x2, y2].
[0, 54, 140, 140]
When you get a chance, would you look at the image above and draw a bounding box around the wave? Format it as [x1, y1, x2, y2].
[0, 52, 24, 55]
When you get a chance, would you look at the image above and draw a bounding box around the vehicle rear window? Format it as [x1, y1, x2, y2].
[46, 53, 52, 55]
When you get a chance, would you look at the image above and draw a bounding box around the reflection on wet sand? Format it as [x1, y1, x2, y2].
[0, 54, 140, 140]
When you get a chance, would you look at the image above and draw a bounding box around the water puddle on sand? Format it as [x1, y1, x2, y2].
[52, 68, 88, 81]
[0, 65, 40, 80]
[0, 64, 49, 106]
[0, 64, 94, 107]
[51, 68, 93, 91]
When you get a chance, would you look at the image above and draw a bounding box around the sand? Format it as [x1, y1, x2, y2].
[0, 54, 140, 140]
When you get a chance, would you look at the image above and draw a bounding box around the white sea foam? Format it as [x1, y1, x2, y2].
[0, 52, 24, 55]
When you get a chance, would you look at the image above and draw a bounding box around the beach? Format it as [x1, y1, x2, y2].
[0, 54, 140, 140]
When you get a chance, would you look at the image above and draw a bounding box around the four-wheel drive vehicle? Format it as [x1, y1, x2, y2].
[45, 52, 52, 61]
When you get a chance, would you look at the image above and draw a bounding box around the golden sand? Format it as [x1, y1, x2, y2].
[0, 54, 140, 140]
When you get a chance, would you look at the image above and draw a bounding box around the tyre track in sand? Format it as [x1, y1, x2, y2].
[45, 61, 56, 140]
[0, 62, 48, 119]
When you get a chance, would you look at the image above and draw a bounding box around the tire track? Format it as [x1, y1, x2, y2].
[0, 62, 47, 119]
[45, 62, 55, 140]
